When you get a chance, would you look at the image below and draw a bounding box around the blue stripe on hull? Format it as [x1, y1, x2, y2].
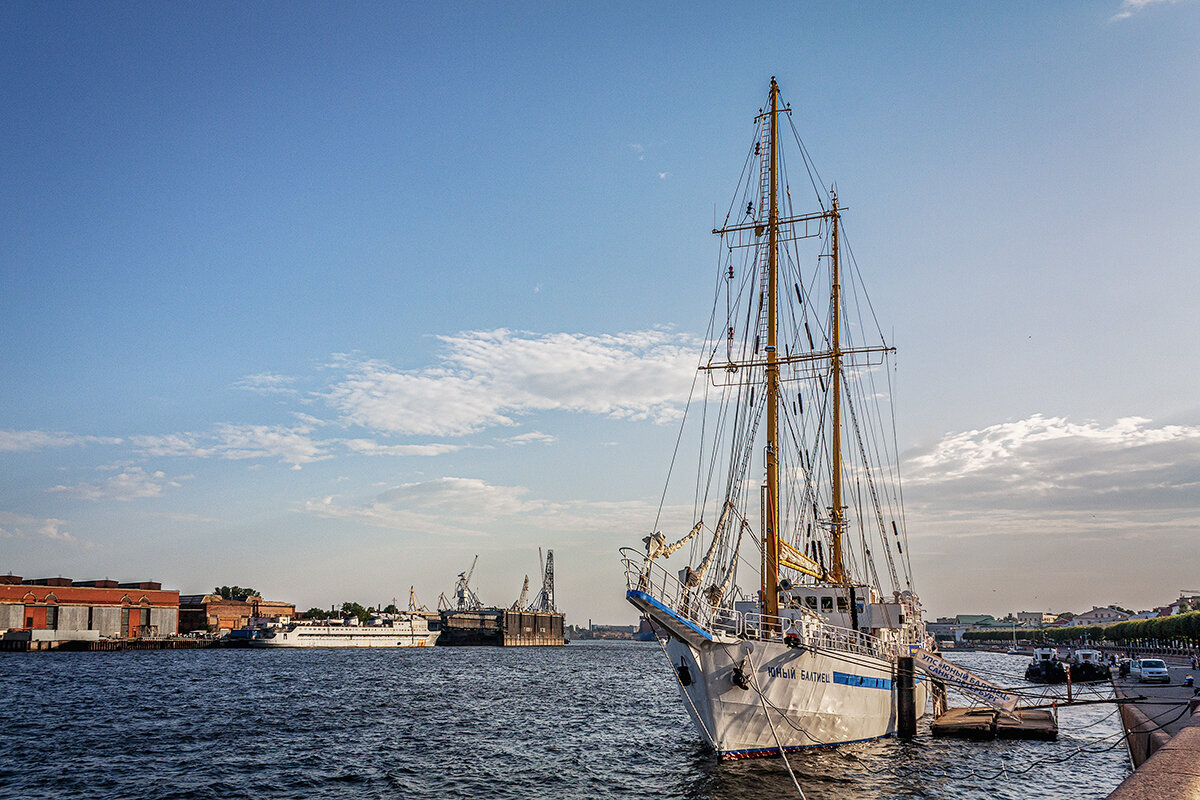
[832, 671, 892, 690]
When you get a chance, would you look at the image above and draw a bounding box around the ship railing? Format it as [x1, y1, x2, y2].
[621, 548, 735, 636]
[740, 611, 894, 660]
[621, 548, 899, 659]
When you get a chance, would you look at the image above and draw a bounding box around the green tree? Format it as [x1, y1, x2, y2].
[341, 601, 371, 624]
[214, 586, 260, 601]
[301, 607, 333, 620]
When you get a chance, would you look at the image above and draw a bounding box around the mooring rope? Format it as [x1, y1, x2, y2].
[745, 649, 808, 800]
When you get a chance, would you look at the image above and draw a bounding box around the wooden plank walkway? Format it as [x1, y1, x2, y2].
[931, 707, 1057, 741]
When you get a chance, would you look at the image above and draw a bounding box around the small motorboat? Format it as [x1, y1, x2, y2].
[1025, 647, 1068, 683]
[1067, 648, 1111, 682]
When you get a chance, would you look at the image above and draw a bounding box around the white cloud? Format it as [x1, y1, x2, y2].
[1111, 0, 1186, 21]
[901, 414, 1200, 545]
[132, 423, 328, 467]
[501, 432, 557, 446]
[906, 414, 1200, 495]
[323, 329, 698, 437]
[48, 467, 184, 502]
[898, 414, 1200, 615]
[0, 510, 83, 545]
[0, 430, 122, 453]
[340, 438, 464, 457]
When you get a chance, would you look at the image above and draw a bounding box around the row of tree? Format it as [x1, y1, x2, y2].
[962, 611, 1200, 644]
[300, 602, 401, 624]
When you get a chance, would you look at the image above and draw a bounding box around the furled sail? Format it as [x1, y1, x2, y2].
[705, 519, 746, 606]
[682, 501, 733, 588]
[643, 520, 703, 561]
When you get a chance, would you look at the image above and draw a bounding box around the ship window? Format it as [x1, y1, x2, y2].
[836, 597, 849, 613]
[805, 596, 818, 610]
[821, 596, 834, 613]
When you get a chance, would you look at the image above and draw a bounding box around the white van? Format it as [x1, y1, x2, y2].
[1132, 658, 1170, 683]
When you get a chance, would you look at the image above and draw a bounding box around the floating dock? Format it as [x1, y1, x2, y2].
[437, 608, 565, 647]
[931, 707, 1058, 741]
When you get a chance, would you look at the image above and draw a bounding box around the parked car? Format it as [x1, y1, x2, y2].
[1132, 658, 1170, 684]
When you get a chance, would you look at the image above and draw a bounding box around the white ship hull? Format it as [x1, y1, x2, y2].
[250, 621, 439, 649]
[630, 589, 928, 758]
[665, 635, 927, 756]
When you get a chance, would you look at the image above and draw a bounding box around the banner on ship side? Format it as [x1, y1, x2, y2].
[910, 648, 1019, 714]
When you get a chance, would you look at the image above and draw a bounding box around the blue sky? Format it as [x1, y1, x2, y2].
[3, 1, 1199, 623]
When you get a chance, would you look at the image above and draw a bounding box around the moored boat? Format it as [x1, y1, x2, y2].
[1068, 648, 1111, 682]
[249, 613, 439, 648]
[1024, 647, 1067, 683]
[622, 77, 931, 759]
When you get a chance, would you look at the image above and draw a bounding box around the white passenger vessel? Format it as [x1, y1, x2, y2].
[249, 613, 439, 648]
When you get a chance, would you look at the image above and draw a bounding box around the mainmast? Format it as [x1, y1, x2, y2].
[763, 77, 781, 626]
[829, 193, 847, 584]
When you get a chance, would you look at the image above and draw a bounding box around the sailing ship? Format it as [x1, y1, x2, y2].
[622, 78, 932, 758]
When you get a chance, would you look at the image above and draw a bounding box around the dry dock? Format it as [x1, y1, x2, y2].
[437, 608, 565, 646]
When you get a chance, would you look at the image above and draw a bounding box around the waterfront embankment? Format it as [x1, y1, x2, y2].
[1106, 657, 1200, 799]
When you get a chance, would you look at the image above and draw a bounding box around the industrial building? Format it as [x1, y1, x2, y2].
[0, 575, 179, 643]
[178, 593, 296, 633]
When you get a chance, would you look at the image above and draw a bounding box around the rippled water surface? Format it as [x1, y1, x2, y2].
[0, 644, 1129, 799]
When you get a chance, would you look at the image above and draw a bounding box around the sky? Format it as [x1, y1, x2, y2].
[2, 1, 1199, 624]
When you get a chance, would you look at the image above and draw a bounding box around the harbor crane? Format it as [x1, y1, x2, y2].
[408, 586, 428, 612]
[454, 555, 482, 611]
[512, 575, 530, 610]
[531, 549, 556, 613]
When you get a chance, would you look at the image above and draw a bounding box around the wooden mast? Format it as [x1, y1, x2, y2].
[829, 192, 846, 584]
[763, 77, 781, 628]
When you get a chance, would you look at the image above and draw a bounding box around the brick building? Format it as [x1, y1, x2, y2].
[178, 594, 296, 633]
[0, 575, 179, 640]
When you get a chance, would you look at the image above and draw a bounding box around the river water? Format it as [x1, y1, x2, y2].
[0, 643, 1129, 799]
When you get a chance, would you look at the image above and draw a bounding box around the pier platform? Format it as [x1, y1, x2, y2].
[931, 707, 1057, 741]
